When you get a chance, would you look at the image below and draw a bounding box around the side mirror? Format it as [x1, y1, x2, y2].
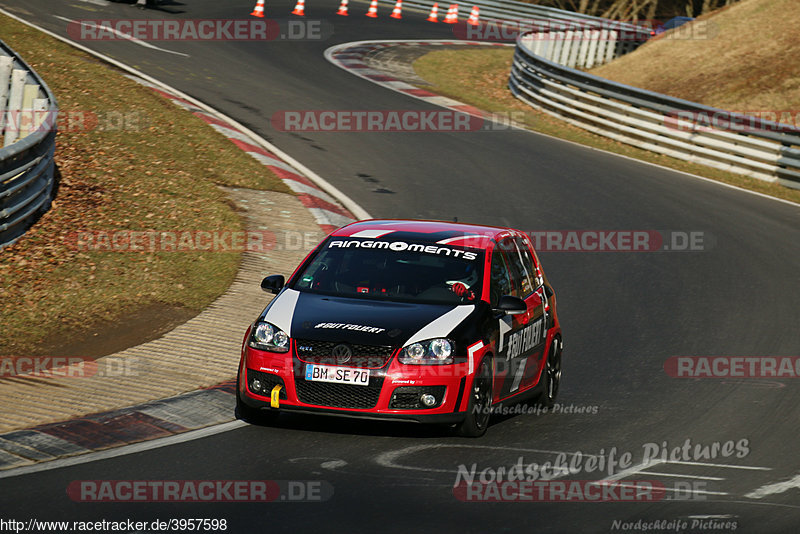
[261, 275, 285, 295]
[494, 295, 527, 315]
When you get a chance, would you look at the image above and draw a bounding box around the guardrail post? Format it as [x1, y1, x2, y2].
[4, 69, 26, 147]
[0, 56, 12, 132]
[20, 83, 40, 140]
[595, 29, 609, 66]
[538, 33, 550, 60]
[604, 30, 618, 63]
[566, 31, 581, 68]
[559, 31, 574, 65]
[576, 29, 591, 68]
[584, 30, 600, 69]
[550, 31, 564, 63]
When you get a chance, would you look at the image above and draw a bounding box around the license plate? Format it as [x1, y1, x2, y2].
[304, 364, 370, 386]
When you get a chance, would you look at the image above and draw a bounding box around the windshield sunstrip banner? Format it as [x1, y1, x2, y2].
[328, 240, 479, 260]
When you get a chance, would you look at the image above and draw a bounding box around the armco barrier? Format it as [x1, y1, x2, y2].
[509, 32, 800, 190]
[403, 0, 650, 31]
[402, 0, 651, 67]
[0, 39, 58, 248]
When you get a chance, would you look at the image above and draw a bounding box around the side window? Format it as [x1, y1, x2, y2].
[489, 244, 513, 306]
[496, 238, 525, 299]
[513, 237, 538, 296]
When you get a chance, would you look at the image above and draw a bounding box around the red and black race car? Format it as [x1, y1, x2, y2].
[236, 219, 562, 437]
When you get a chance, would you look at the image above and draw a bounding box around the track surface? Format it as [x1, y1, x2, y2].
[1, 0, 799, 531]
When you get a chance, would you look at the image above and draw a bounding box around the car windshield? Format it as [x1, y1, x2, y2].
[291, 238, 485, 305]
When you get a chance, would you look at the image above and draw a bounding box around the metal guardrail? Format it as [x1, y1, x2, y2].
[398, 0, 651, 67]
[509, 32, 800, 190]
[516, 28, 641, 70]
[402, 0, 650, 33]
[0, 39, 58, 248]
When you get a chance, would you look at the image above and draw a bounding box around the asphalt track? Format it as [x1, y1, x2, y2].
[1, 0, 799, 532]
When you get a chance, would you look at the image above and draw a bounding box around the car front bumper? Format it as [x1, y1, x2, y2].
[239, 345, 476, 424]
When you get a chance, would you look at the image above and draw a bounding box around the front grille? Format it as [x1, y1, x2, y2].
[389, 386, 447, 409]
[294, 339, 395, 368]
[295, 375, 385, 409]
[246, 369, 287, 399]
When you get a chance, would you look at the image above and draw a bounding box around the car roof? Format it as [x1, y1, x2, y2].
[331, 219, 525, 249]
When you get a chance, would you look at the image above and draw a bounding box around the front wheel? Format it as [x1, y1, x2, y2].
[456, 357, 493, 437]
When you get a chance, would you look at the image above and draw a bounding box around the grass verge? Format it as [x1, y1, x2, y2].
[413, 47, 800, 205]
[0, 13, 290, 356]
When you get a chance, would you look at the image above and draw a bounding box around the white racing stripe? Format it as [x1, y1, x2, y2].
[350, 229, 395, 239]
[436, 235, 482, 245]
[467, 341, 485, 375]
[263, 289, 300, 336]
[403, 305, 474, 347]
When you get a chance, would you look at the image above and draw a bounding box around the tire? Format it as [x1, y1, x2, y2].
[456, 357, 493, 437]
[538, 337, 562, 409]
[235, 375, 279, 425]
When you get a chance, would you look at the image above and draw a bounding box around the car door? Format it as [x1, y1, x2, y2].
[491, 237, 544, 401]
[511, 236, 550, 391]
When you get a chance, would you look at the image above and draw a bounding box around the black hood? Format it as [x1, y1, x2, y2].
[284, 292, 460, 347]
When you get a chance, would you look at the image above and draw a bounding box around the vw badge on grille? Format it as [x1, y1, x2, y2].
[332, 343, 353, 363]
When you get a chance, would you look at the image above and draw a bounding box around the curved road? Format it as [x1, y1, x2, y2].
[1, 0, 798, 532]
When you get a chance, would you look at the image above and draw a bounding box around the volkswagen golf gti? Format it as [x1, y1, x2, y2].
[236, 219, 562, 437]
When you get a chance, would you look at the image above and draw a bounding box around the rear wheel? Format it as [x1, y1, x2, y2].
[539, 338, 562, 408]
[456, 357, 493, 437]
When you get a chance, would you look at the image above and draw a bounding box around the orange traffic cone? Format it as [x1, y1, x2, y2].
[365, 0, 378, 17]
[250, 0, 265, 17]
[390, 0, 403, 18]
[444, 4, 458, 23]
[336, 0, 349, 15]
[291, 0, 305, 16]
[466, 5, 479, 25]
[427, 2, 439, 22]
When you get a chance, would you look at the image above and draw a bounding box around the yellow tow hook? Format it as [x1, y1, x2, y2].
[270, 385, 282, 408]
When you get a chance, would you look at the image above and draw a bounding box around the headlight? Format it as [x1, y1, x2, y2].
[248, 321, 290, 353]
[399, 338, 454, 364]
